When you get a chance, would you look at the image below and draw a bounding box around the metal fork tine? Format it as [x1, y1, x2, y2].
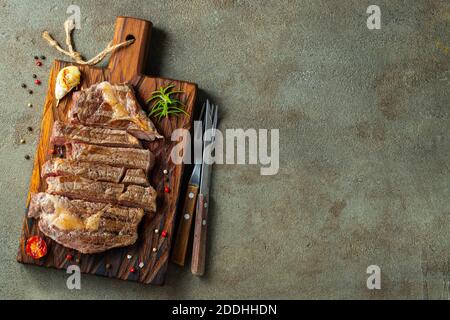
[199, 100, 206, 121]
[213, 104, 218, 129]
[211, 104, 218, 144]
[207, 100, 213, 127]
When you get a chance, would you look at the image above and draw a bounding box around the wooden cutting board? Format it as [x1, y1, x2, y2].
[16, 16, 197, 285]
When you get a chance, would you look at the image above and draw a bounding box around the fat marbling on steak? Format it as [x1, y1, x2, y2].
[69, 81, 163, 141]
[46, 176, 157, 212]
[42, 158, 150, 187]
[28, 193, 145, 254]
[51, 120, 141, 148]
[66, 142, 154, 173]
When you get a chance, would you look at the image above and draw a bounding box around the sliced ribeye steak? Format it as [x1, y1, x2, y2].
[51, 120, 141, 148]
[42, 159, 150, 186]
[122, 168, 150, 187]
[66, 142, 154, 173]
[28, 192, 145, 254]
[46, 176, 157, 212]
[69, 81, 162, 141]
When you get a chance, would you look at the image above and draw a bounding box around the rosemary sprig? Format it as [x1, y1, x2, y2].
[146, 84, 188, 121]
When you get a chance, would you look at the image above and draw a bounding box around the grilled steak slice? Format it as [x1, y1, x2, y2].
[46, 176, 157, 212]
[42, 159, 150, 186]
[69, 81, 162, 141]
[28, 192, 145, 254]
[42, 159, 125, 183]
[66, 142, 154, 173]
[122, 169, 150, 187]
[51, 120, 141, 148]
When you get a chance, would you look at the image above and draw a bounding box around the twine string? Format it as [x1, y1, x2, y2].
[42, 19, 135, 66]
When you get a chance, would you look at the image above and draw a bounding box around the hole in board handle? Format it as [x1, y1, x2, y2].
[125, 34, 136, 41]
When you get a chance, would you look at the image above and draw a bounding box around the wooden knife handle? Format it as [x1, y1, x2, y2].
[191, 193, 209, 276]
[171, 184, 199, 266]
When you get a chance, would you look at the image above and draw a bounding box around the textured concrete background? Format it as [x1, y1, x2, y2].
[0, 0, 449, 299]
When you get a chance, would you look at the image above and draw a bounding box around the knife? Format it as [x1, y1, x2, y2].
[171, 104, 206, 266]
[191, 100, 218, 276]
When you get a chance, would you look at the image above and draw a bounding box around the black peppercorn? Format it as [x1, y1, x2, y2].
[32, 74, 37, 79]
[27, 127, 33, 132]
[40, 55, 46, 60]
[21, 83, 27, 88]
[28, 90, 33, 94]
[24, 155, 30, 160]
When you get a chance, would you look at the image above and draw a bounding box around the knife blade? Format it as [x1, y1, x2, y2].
[191, 100, 218, 276]
[171, 103, 205, 266]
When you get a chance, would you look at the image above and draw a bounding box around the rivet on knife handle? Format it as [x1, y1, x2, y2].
[191, 193, 209, 276]
[171, 184, 199, 266]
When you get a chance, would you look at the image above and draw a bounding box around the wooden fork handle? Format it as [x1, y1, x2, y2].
[191, 193, 209, 276]
[171, 184, 199, 266]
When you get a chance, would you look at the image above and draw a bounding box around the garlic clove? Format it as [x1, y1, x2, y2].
[55, 66, 81, 101]
[55, 85, 66, 101]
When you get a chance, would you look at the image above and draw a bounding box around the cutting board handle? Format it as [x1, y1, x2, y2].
[107, 16, 152, 83]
